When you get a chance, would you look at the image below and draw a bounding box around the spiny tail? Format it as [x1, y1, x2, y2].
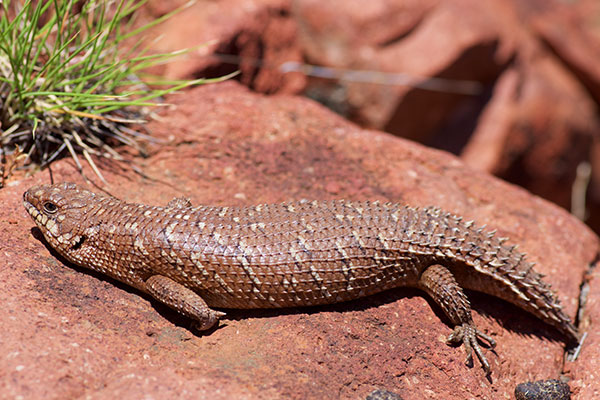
[420, 207, 580, 343]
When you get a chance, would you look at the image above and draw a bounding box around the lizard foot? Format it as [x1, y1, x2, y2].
[447, 322, 496, 376]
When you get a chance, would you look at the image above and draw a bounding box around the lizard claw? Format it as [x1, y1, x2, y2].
[447, 322, 496, 376]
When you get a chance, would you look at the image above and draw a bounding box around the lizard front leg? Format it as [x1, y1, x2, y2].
[145, 275, 225, 330]
[417, 264, 496, 375]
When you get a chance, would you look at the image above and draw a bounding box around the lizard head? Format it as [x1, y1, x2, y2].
[23, 182, 102, 258]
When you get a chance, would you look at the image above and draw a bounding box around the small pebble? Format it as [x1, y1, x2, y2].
[514, 379, 570, 400]
[365, 389, 403, 400]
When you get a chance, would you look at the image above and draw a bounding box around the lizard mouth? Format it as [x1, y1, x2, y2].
[23, 198, 58, 237]
[23, 199, 41, 220]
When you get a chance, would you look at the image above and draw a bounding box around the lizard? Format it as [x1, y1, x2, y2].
[22, 182, 580, 376]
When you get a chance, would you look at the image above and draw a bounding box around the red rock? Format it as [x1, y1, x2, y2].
[294, 0, 436, 66]
[292, 0, 600, 238]
[528, 0, 600, 105]
[460, 67, 519, 173]
[131, 0, 600, 237]
[462, 52, 598, 211]
[570, 259, 600, 399]
[293, 0, 513, 136]
[2, 82, 596, 398]
[140, 0, 305, 94]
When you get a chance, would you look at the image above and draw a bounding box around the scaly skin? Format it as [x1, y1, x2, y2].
[23, 182, 580, 376]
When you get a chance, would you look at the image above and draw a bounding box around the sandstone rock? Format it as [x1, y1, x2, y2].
[2, 82, 596, 399]
[293, 0, 510, 137]
[461, 53, 597, 211]
[141, 0, 305, 94]
[133, 0, 600, 237]
[570, 256, 600, 399]
[528, 0, 600, 105]
[292, 0, 600, 235]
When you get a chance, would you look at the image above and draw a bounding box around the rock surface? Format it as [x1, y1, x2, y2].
[293, 0, 600, 228]
[141, 0, 305, 94]
[1, 82, 598, 399]
[140, 0, 600, 237]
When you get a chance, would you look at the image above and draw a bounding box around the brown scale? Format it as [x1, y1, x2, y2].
[23, 182, 580, 377]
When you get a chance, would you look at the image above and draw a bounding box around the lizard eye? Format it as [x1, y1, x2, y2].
[43, 201, 58, 214]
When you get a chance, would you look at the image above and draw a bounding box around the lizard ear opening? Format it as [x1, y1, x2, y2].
[71, 235, 86, 250]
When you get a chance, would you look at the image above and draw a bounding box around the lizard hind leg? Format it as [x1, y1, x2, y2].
[417, 264, 496, 376]
[145, 275, 225, 331]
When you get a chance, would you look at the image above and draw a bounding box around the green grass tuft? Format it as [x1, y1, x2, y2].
[0, 0, 231, 184]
